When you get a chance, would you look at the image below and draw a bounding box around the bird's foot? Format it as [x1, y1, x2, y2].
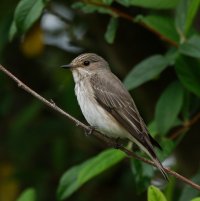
[114, 138, 122, 149]
[85, 126, 95, 136]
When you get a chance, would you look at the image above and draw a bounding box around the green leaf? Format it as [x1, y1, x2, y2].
[157, 138, 177, 160]
[175, 55, 200, 97]
[72, 2, 116, 16]
[72, 2, 98, 13]
[165, 48, 179, 66]
[155, 81, 184, 135]
[124, 55, 169, 90]
[185, 0, 200, 33]
[148, 185, 167, 201]
[148, 119, 182, 138]
[191, 198, 200, 201]
[175, 0, 189, 40]
[116, 0, 180, 9]
[131, 160, 154, 193]
[9, 21, 17, 41]
[57, 149, 125, 200]
[136, 15, 179, 43]
[99, 0, 113, 5]
[175, 0, 200, 40]
[74, 0, 113, 7]
[16, 188, 36, 201]
[104, 17, 119, 44]
[179, 35, 200, 59]
[164, 176, 176, 201]
[10, 0, 46, 38]
[148, 121, 158, 137]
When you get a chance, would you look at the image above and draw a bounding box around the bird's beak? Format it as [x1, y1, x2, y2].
[60, 64, 72, 69]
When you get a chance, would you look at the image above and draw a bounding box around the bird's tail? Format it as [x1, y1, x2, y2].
[152, 157, 168, 181]
[143, 135, 168, 180]
[134, 136, 168, 180]
[128, 135, 168, 180]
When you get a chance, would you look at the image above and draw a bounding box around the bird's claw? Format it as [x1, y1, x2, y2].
[114, 138, 122, 149]
[85, 126, 95, 136]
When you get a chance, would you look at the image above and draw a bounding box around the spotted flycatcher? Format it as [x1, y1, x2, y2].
[61, 53, 167, 179]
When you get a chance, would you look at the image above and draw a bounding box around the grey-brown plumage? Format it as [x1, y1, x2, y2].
[61, 53, 168, 179]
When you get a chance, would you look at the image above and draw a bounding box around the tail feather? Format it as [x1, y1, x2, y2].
[128, 134, 168, 180]
[136, 135, 168, 180]
[152, 157, 168, 181]
[148, 134, 162, 150]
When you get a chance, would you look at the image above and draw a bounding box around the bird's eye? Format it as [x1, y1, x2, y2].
[83, 60, 90, 66]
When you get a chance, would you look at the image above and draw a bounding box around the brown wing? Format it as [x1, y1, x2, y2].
[90, 72, 161, 153]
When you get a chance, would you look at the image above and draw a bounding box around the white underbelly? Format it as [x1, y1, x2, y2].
[75, 82, 129, 139]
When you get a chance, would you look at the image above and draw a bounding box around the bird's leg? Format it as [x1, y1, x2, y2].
[114, 137, 122, 149]
[85, 126, 95, 136]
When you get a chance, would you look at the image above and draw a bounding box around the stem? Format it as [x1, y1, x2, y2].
[170, 112, 200, 139]
[0, 64, 200, 191]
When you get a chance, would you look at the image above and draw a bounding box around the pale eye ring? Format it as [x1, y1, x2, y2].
[83, 60, 90, 66]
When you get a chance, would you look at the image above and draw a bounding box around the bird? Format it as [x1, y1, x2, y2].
[61, 53, 168, 179]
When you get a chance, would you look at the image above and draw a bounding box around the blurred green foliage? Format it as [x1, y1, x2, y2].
[0, 0, 200, 201]
[148, 185, 167, 201]
[16, 188, 36, 201]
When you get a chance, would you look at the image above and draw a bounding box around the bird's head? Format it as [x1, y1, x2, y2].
[61, 53, 109, 72]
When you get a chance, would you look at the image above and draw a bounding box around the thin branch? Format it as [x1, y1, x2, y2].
[170, 112, 200, 140]
[0, 64, 200, 191]
[81, 0, 178, 47]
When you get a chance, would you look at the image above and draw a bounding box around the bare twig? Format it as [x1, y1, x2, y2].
[0, 64, 200, 191]
[170, 112, 200, 140]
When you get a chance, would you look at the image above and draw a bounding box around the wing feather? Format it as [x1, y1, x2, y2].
[90, 72, 168, 179]
[90, 72, 160, 151]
